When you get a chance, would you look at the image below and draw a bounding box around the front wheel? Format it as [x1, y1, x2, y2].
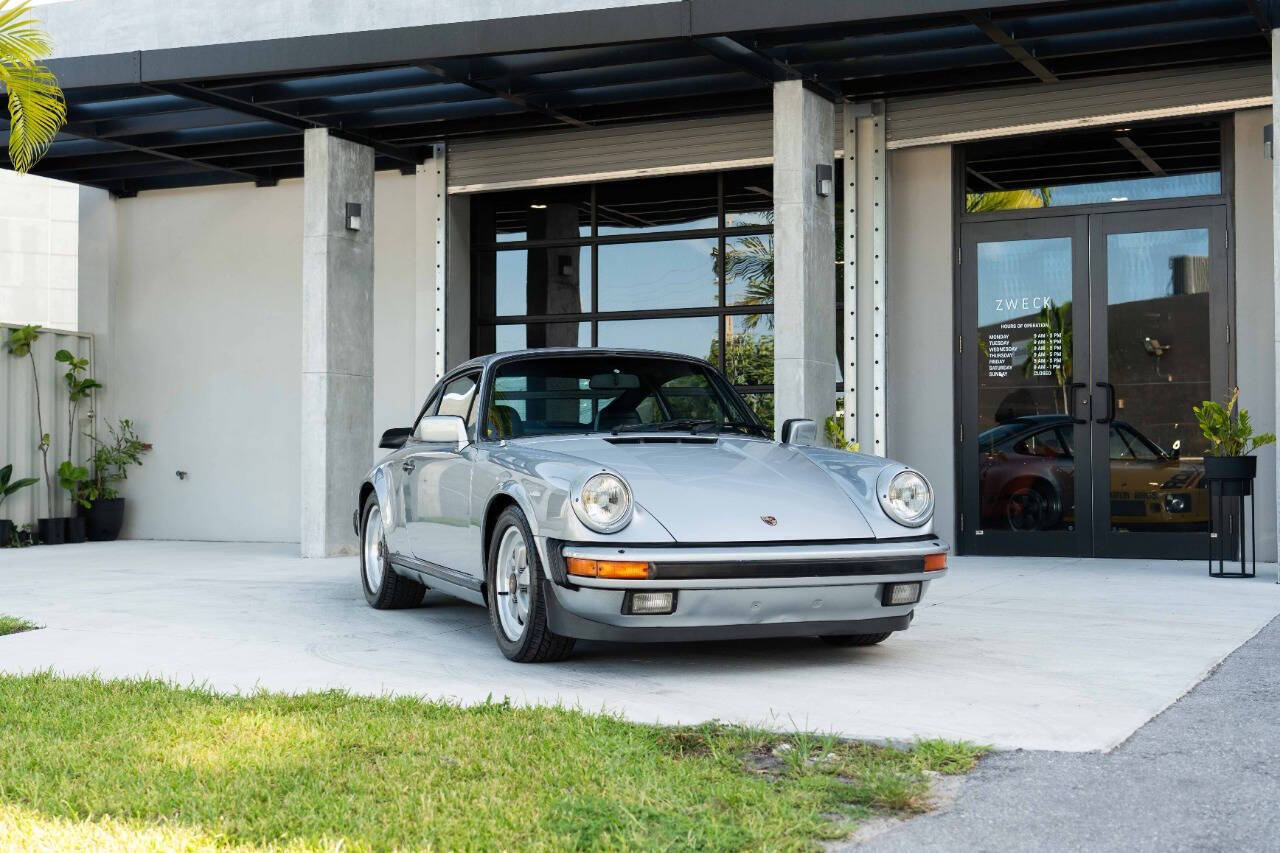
[819, 632, 892, 647]
[360, 494, 426, 609]
[486, 506, 575, 663]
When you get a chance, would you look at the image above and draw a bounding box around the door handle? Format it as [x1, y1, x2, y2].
[1094, 382, 1117, 424]
[401, 460, 416, 473]
[1068, 382, 1088, 424]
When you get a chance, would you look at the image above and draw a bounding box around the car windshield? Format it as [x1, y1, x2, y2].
[486, 355, 760, 439]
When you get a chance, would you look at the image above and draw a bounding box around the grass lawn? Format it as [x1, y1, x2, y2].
[0, 674, 985, 850]
[0, 615, 37, 637]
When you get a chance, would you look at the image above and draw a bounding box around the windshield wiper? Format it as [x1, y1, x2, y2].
[690, 420, 772, 438]
[612, 418, 715, 435]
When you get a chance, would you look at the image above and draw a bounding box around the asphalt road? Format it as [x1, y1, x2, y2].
[857, 613, 1280, 852]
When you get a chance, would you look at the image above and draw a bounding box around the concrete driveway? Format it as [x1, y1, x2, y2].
[1, 541, 1277, 752]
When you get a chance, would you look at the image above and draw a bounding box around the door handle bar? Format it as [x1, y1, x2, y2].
[1094, 382, 1116, 424]
[1068, 382, 1088, 424]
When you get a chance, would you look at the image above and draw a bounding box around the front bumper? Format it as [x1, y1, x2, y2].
[542, 537, 948, 643]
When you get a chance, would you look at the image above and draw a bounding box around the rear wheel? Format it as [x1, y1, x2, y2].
[486, 506, 575, 663]
[360, 494, 426, 609]
[819, 632, 892, 647]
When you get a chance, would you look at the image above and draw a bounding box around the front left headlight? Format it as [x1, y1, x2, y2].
[879, 469, 933, 528]
[573, 471, 634, 533]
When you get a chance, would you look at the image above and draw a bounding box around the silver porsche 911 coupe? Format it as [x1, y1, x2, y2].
[356, 348, 948, 662]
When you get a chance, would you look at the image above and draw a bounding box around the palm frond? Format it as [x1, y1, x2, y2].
[0, 1, 65, 173]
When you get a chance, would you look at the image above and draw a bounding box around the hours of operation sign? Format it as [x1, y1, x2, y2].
[984, 296, 1062, 379]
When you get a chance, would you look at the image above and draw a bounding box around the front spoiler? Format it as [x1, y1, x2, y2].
[542, 580, 913, 642]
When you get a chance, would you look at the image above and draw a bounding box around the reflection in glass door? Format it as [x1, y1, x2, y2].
[961, 218, 1091, 557]
[1090, 208, 1227, 559]
[961, 208, 1228, 559]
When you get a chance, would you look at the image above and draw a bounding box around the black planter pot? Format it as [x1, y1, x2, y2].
[1204, 455, 1257, 482]
[81, 498, 126, 542]
[37, 517, 66, 545]
[0, 519, 12, 547]
[64, 516, 87, 544]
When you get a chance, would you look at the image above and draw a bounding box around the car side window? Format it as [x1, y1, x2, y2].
[437, 374, 479, 421]
[1013, 428, 1068, 459]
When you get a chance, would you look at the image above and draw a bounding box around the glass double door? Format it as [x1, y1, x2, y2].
[960, 206, 1229, 559]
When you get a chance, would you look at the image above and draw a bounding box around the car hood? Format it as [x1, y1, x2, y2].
[511, 435, 878, 542]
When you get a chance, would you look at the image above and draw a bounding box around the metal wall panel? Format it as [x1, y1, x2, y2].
[887, 64, 1271, 148]
[447, 112, 775, 192]
[0, 325, 96, 528]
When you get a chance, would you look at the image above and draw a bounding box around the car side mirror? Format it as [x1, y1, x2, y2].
[379, 427, 412, 450]
[780, 418, 817, 446]
[414, 415, 469, 451]
[1170, 439, 1181, 461]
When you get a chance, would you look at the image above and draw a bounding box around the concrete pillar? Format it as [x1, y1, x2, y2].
[301, 129, 375, 557]
[773, 80, 838, 441]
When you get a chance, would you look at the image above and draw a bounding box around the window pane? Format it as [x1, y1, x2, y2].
[740, 393, 774, 431]
[492, 248, 591, 316]
[723, 167, 772, 228]
[598, 239, 719, 311]
[724, 234, 774, 307]
[490, 354, 753, 438]
[495, 322, 591, 351]
[963, 118, 1222, 212]
[596, 174, 717, 236]
[720, 314, 774, 386]
[436, 375, 478, 420]
[598, 316, 718, 362]
[472, 186, 591, 244]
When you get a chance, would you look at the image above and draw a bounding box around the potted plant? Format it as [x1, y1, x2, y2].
[57, 460, 90, 543]
[55, 348, 100, 544]
[4, 325, 60, 543]
[0, 464, 39, 547]
[1193, 388, 1276, 481]
[79, 419, 151, 541]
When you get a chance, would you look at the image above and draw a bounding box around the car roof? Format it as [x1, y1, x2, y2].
[452, 347, 711, 372]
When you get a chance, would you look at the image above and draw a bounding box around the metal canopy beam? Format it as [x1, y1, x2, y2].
[692, 35, 842, 101]
[964, 11, 1060, 83]
[146, 82, 423, 166]
[1114, 134, 1168, 176]
[417, 62, 589, 129]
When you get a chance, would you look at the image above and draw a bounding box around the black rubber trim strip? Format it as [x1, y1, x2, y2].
[651, 557, 925, 580]
[543, 580, 911, 643]
[389, 555, 483, 592]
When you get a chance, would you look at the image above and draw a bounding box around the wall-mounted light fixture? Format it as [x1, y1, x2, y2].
[530, 202, 548, 210]
[345, 202, 362, 231]
[815, 163, 833, 197]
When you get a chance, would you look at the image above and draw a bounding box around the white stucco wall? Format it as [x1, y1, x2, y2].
[37, 0, 666, 59]
[1232, 108, 1277, 561]
[82, 172, 421, 542]
[886, 144, 956, 546]
[0, 171, 79, 330]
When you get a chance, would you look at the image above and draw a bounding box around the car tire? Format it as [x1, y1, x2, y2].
[486, 505, 576, 663]
[818, 632, 892, 647]
[1004, 481, 1061, 531]
[360, 493, 426, 610]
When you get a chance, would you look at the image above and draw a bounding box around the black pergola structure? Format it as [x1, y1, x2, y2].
[20, 0, 1277, 196]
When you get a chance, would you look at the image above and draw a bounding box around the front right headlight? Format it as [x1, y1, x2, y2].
[879, 469, 933, 527]
[573, 471, 634, 533]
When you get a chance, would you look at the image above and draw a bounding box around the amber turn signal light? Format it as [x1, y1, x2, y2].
[566, 558, 652, 580]
[923, 553, 947, 572]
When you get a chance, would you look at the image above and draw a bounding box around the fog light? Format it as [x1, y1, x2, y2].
[882, 582, 921, 606]
[624, 591, 676, 615]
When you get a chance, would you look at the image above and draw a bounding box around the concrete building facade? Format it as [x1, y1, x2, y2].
[1, 0, 1276, 564]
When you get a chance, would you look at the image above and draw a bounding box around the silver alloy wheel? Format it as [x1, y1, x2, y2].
[363, 504, 384, 593]
[495, 525, 532, 642]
